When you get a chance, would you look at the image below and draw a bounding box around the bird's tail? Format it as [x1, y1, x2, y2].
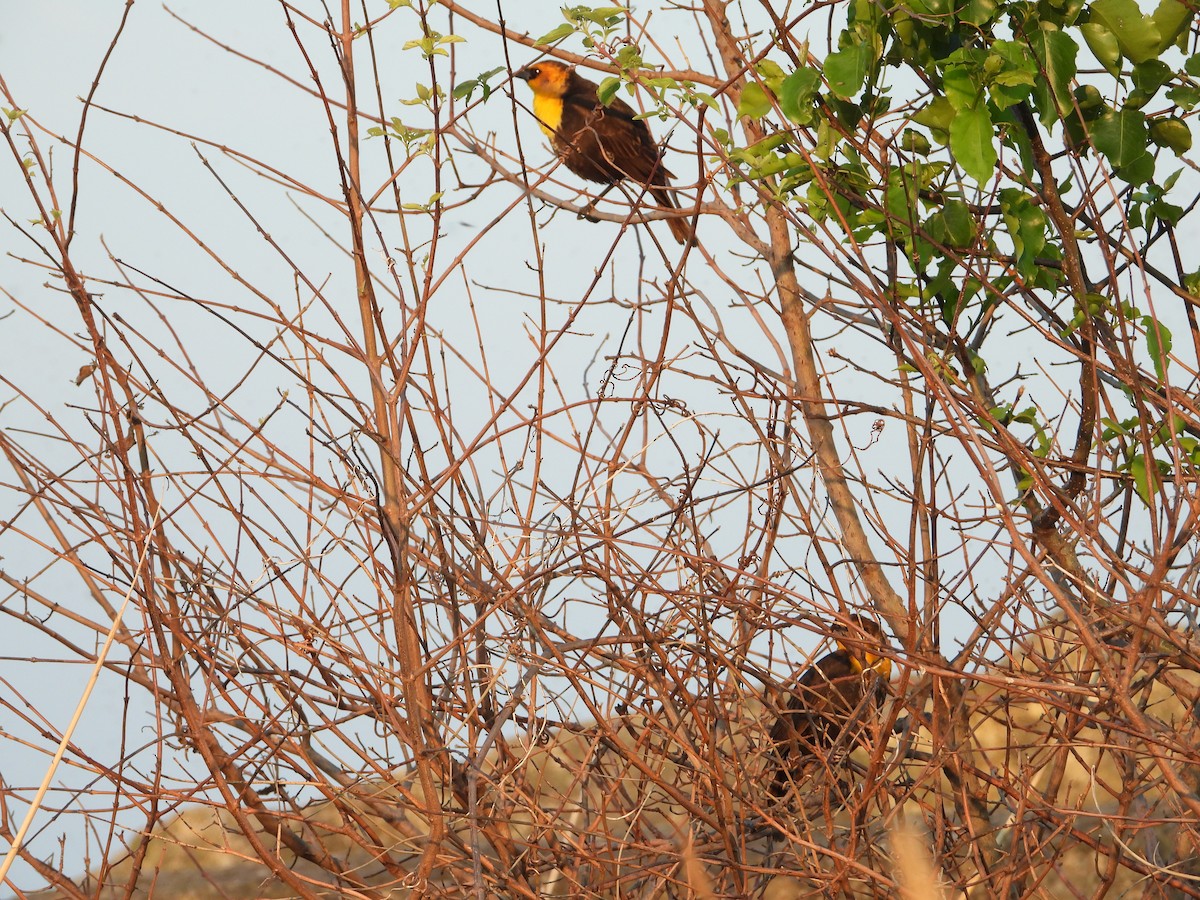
[650, 185, 693, 245]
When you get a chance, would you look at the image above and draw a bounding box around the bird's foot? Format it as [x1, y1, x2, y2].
[577, 200, 601, 224]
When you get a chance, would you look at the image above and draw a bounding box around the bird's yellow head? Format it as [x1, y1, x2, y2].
[834, 615, 893, 679]
[515, 60, 572, 99]
[516, 61, 573, 138]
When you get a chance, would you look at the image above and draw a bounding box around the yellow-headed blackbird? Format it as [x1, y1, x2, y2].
[515, 60, 691, 244]
[768, 615, 893, 798]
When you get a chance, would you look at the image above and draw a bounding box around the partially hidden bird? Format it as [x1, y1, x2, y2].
[515, 59, 691, 244]
[768, 615, 893, 799]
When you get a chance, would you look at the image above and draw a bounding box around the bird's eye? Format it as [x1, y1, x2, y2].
[531, 67, 540, 76]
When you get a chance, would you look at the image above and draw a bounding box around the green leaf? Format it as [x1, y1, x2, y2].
[577, 6, 627, 23]
[737, 82, 773, 119]
[909, 0, 952, 15]
[1150, 0, 1193, 51]
[924, 202, 978, 256]
[941, 199, 978, 247]
[614, 45, 643, 69]
[950, 103, 997, 183]
[751, 152, 807, 179]
[849, 0, 883, 26]
[1092, 107, 1148, 166]
[1129, 453, 1158, 504]
[825, 41, 872, 99]
[814, 118, 841, 160]
[1182, 437, 1200, 466]
[944, 72, 982, 112]
[914, 96, 956, 144]
[477, 66, 505, 100]
[745, 134, 790, 156]
[1149, 116, 1193, 152]
[943, 50, 985, 111]
[963, 0, 999, 25]
[1166, 84, 1200, 110]
[902, 129, 932, 155]
[597, 76, 621, 106]
[1125, 88, 1151, 109]
[756, 59, 787, 94]
[989, 41, 1038, 109]
[884, 169, 920, 242]
[1147, 201, 1185, 227]
[1000, 189, 1048, 277]
[1074, 84, 1107, 121]
[1080, 22, 1123, 75]
[1063, 108, 1092, 151]
[1089, 0, 1162, 63]
[779, 68, 822, 124]
[1132, 60, 1172, 95]
[536, 23, 576, 44]
[1143, 315, 1173, 381]
[1118, 150, 1155, 184]
[826, 96, 864, 127]
[1044, 0, 1089, 25]
[1029, 27, 1078, 124]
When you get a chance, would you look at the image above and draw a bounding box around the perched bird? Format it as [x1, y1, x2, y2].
[768, 615, 893, 798]
[514, 59, 691, 244]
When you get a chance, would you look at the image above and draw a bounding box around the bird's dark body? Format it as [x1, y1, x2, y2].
[516, 60, 689, 243]
[768, 618, 890, 798]
[553, 74, 675, 189]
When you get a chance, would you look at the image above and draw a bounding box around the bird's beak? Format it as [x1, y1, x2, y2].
[515, 68, 534, 82]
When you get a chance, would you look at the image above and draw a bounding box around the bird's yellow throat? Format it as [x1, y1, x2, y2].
[532, 94, 563, 140]
[841, 643, 893, 678]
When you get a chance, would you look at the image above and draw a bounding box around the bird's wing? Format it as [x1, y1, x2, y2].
[598, 110, 673, 185]
[564, 90, 639, 121]
[560, 94, 674, 185]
